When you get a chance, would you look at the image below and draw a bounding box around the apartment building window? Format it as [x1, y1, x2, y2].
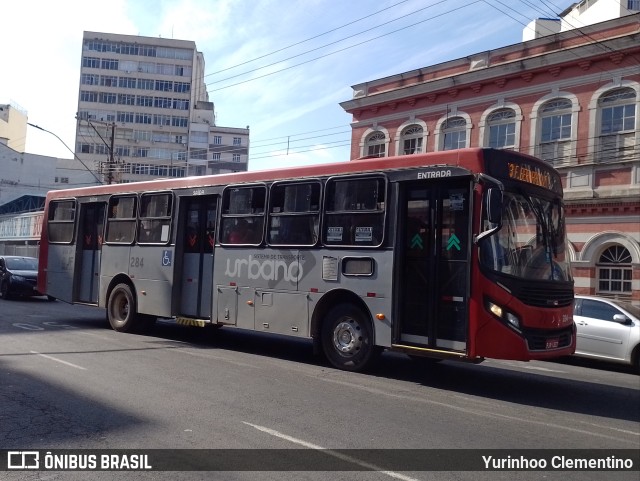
[233, 137, 242, 146]
[78, 143, 94, 154]
[119, 77, 137, 89]
[83, 57, 100, 68]
[101, 59, 119, 70]
[213, 136, 222, 145]
[173, 99, 189, 110]
[597, 245, 632, 294]
[80, 91, 98, 102]
[115, 146, 130, 157]
[442, 117, 467, 151]
[134, 148, 150, 158]
[401, 125, 423, 154]
[233, 154, 241, 162]
[487, 109, 516, 149]
[100, 75, 118, 87]
[137, 79, 154, 90]
[190, 148, 207, 160]
[212, 153, 221, 161]
[100, 93, 117, 104]
[366, 132, 386, 157]
[154, 97, 172, 109]
[191, 131, 208, 143]
[117, 112, 134, 123]
[120, 44, 139, 56]
[137, 95, 153, 107]
[174, 82, 191, 93]
[172, 116, 188, 127]
[81, 74, 99, 85]
[628, 0, 640, 10]
[538, 98, 573, 164]
[141, 46, 157, 57]
[153, 114, 171, 126]
[155, 80, 173, 92]
[597, 87, 636, 163]
[136, 113, 152, 124]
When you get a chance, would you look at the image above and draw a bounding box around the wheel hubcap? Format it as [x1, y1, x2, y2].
[333, 319, 362, 356]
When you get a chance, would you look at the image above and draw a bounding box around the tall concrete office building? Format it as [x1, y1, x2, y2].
[76, 31, 249, 184]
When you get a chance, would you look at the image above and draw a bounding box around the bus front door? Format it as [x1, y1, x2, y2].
[180, 196, 217, 319]
[75, 202, 106, 304]
[397, 181, 471, 354]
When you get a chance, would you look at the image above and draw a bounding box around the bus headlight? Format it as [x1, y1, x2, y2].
[485, 299, 521, 332]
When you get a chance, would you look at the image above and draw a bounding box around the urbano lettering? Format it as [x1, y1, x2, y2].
[225, 255, 303, 282]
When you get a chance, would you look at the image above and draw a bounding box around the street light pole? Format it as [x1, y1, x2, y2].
[27, 122, 103, 185]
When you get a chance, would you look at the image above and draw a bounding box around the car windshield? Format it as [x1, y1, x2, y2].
[607, 299, 640, 319]
[5, 257, 39, 270]
[480, 190, 571, 282]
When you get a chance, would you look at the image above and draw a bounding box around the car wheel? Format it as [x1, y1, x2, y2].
[321, 303, 377, 372]
[0, 281, 11, 300]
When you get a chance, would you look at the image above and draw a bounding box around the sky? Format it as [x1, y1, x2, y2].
[1, 0, 571, 172]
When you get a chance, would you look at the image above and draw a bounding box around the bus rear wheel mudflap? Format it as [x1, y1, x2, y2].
[321, 303, 377, 372]
[107, 282, 147, 333]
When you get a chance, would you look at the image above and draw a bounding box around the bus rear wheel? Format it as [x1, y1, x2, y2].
[107, 283, 139, 332]
[321, 303, 376, 372]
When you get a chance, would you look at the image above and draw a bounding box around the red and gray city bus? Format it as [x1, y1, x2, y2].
[38, 148, 575, 371]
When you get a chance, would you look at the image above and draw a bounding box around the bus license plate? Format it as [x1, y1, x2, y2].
[546, 338, 559, 349]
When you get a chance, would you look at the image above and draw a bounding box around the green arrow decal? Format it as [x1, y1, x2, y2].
[446, 234, 461, 251]
[410, 234, 423, 249]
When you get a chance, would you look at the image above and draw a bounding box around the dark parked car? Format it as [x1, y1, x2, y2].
[0, 256, 45, 299]
[574, 295, 640, 371]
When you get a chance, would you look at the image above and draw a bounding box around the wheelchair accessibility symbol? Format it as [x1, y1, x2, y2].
[162, 250, 172, 266]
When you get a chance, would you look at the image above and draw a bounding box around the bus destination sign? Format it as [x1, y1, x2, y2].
[507, 162, 553, 190]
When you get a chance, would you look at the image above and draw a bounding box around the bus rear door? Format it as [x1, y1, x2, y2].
[74, 201, 106, 304]
[179, 196, 217, 319]
[396, 181, 472, 354]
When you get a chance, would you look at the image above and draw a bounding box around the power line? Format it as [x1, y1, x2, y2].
[26, 123, 103, 185]
[205, 0, 411, 77]
[207, 0, 449, 86]
[207, 0, 483, 92]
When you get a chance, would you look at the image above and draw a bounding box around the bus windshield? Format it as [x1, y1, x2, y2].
[481, 190, 571, 282]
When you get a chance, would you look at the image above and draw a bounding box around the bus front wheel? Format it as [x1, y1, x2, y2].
[107, 283, 139, 332]
[321, 303, 376, 372]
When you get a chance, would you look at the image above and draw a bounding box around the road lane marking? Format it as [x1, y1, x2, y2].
[308, 375, 635, 442]
[578, 421, 640, 436]
[30, 351, 87, 370]
[243, 422, 421, 481]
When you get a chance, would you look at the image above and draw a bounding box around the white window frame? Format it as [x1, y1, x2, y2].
[529, 92, 579, 165]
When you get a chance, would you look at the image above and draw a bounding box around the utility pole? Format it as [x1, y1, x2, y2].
[84, 119, 117, 184]
[108, 122, 116, 185]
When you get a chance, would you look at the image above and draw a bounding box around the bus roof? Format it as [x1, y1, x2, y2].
[44, 148, 543, 200]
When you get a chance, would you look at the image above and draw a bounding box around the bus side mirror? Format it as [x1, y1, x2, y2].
[486, 188, 502, 225]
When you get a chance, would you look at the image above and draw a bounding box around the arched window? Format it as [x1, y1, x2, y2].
[538, 98, 572, 164]
[365, 131, 386, 158]
[597, 245, 632, 294]
[597, 87, 636, 162]
[442, 117, 466, 151]
[487, 109, 516, 149]
[401, 125, 423, 155]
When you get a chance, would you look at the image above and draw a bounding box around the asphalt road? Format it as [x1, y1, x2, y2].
[0, 296, 638, 481]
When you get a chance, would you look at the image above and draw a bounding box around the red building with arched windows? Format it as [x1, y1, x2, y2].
[340, 9, 640, 306]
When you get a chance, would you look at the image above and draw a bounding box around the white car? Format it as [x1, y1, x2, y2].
[573, 295, 640, 371]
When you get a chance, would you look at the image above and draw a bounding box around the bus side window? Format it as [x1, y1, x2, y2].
[220, 184, 266, 246]
[323, 175, 386, 247]
[268, 181, 320, 246]
[138, 192, 172, 244]
[106, 195, 137, 243]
